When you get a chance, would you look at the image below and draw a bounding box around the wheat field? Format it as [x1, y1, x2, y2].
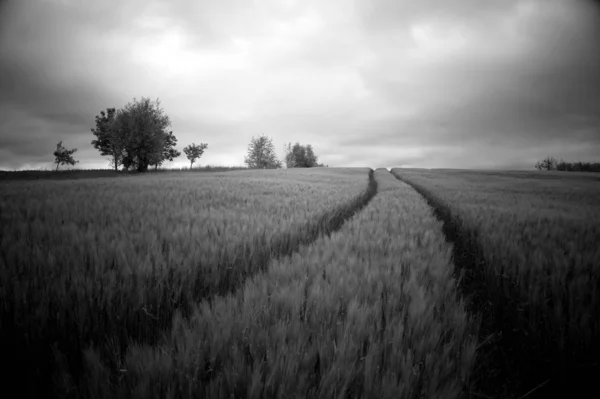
[3, 166, 595, 398]
[391, 168, 600, 398]
[80, 169, 477, 399]
[0, 168, 374, 398]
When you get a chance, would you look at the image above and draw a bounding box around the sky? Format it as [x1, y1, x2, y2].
[1, 0, 599, 170]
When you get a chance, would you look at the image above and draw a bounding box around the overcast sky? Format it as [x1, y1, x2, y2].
[1, 0, 599, 170]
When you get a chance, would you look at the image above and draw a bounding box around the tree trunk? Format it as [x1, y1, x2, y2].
[114, 155, 118, 172]
[190, 160, 194, 170]
[138, 156, 149, 172]
[56, 162, 59, 171]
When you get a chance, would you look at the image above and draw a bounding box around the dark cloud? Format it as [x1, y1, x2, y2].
[0, 55, 120, 168]
[1, 62, 108, 127]
[0, 0, 140, 170]
[0, 0, 599, 170]
[351, 0, 600, 167]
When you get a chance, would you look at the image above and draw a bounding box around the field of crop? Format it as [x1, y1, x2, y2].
[11, 166, 590, 398]
[0, 166, 248, 181]
[391, 168, 600, 398]
[0, 168, 375, 398]
[79, 169, 477, 399]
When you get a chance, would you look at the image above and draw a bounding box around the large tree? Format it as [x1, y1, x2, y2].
[285, 142, 321, 168]
[244, 135, 282, 169]
[116, 97, 173, 172]
[91, 97, 180, 172]
[53, 141, 78, 171]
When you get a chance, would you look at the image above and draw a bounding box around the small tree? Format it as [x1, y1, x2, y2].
[535, 156, 557, 171]
[245, 135, 282, 169]
[53, 141, 79, 171]
[285, 142, 322, 168]
[183, 143, 208, 169]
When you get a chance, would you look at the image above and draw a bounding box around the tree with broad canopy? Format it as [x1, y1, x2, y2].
[91, 97, 181, 172]
[244, 135, 282, 169]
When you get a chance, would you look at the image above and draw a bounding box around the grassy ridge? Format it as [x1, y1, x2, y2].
[391, 168, 600, 398]
[0, 166, 248, 181]
[0, 168, 373, 398]
[88, 169, 478, 399]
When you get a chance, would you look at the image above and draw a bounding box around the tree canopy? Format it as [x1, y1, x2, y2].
[535, 156, 600, 172]
[244, 135, 282, 169]
[53, 141, 78, 171]
[183, 143, 208, 169]
[149, 131, 181, 170]
[91, 108, 120, 171]
[90, 97, 180, 172]
[284, 142, 322, 168]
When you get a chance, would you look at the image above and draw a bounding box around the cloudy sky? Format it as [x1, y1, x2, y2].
[1, 0, 599, 170]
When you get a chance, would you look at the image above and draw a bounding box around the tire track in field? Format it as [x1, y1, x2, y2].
[117, 170, 377, 397]
[209, 169, 379, 305]
[137, 169, 378, 325]
[389, 171, 524, 399]
[393, 171, 599, 399]
[112, 169, 378, 386]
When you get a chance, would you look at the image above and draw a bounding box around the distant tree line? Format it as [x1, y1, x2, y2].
[53, 97, 326, 172]
[243, 135, 326, 169]
[284, 142, 324, 168]
[535, 156, 600, 172]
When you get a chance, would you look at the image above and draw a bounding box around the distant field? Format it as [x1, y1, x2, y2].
[0, 168, 375, 398]
[391, 168, 600, 398]
[0, 166, 248, 180]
